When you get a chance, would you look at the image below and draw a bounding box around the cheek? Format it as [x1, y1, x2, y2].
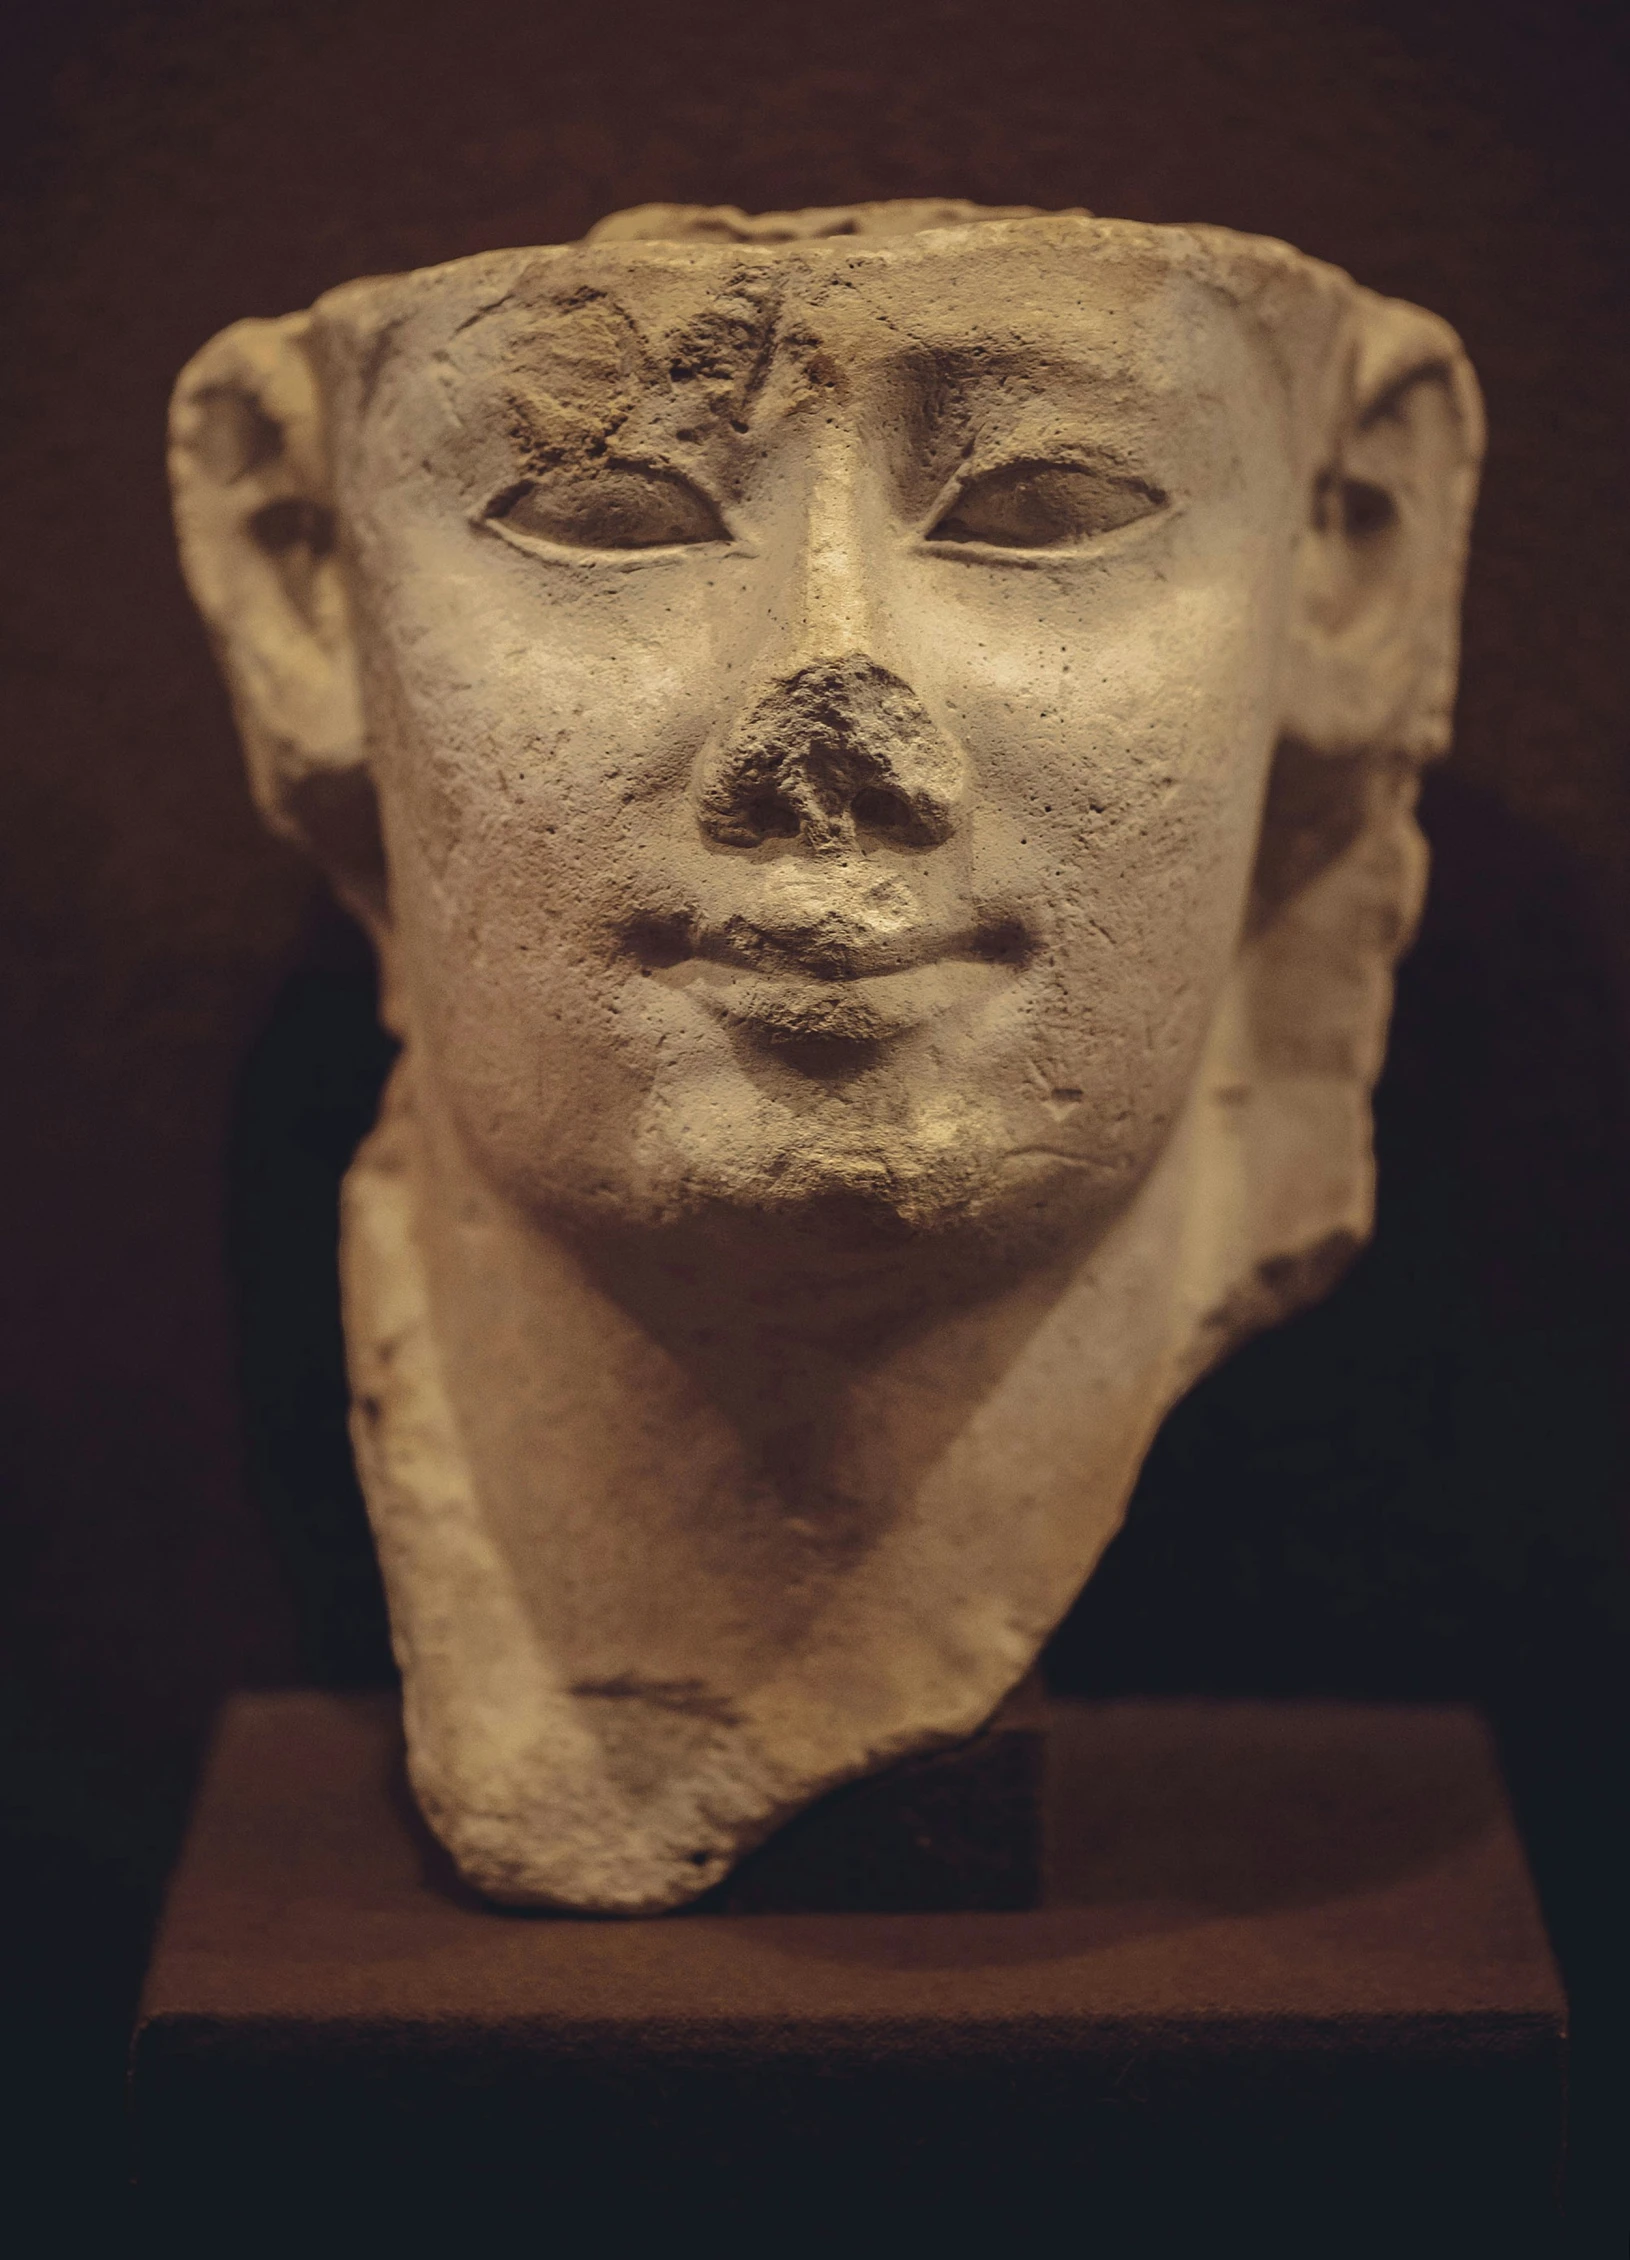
[364, 643, 675, 1197]
[380, 796, 638, 1193]
[950, 577, 1282, 1140]
[364, 522, 718, 933]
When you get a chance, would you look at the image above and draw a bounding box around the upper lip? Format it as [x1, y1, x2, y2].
[694, 914, 995, 981]
[624, 911, 1026, 983]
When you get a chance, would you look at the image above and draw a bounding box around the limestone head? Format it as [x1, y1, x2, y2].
[171, 200, 1480, 1336]
[168, 202, 1485, 1912]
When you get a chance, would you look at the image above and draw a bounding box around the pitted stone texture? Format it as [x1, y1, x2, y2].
[170, 205, 1483, 1910]
[694, 654, 964, 853]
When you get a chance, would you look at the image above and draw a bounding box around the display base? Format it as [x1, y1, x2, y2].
[132, 1692, 1565, 2258]
[716, 1675, 1047, 1912]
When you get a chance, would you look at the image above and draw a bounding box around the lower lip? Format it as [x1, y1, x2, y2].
[658, 957, 1014, 1043]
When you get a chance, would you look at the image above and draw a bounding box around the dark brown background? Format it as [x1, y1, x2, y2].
[2, 0, 1627, 2247]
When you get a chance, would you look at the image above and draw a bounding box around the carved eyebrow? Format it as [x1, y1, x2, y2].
[661, 283, 783, 429]
[879, 338, 1187, 428]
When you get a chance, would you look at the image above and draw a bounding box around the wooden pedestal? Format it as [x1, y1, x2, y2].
[132, 1692, 1566, 2258]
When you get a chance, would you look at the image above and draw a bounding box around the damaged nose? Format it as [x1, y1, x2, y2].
[695, 654, 965, 851]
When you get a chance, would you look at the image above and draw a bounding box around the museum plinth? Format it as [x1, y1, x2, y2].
[131, 1692, 1565, 2258]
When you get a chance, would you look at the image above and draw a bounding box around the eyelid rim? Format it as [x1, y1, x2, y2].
[919, 454, 1171, 553]
[474, 461, 737, 557]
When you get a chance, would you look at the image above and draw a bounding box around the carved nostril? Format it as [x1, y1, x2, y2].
[743, 792, 802, 843]
[851, 786, 913, 837]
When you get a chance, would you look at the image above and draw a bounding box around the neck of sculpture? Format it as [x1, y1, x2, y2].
[388, 1060, 1203, 1711]
[336, 1016, 1291, 1907]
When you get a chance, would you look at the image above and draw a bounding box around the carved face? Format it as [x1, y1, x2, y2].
[174, 213, 1479, 1281]
[170, 214, 1482, 1913]
[335, 230, 1299, 1257]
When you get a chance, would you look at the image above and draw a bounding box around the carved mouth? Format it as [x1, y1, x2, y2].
[623, 911, 1030, 1043]
[684, 955, 1017, 1042]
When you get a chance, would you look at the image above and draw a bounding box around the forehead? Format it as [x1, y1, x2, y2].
[319, 222, 1285, 437]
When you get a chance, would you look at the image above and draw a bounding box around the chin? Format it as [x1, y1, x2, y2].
[613, 1105, 1131, 1274]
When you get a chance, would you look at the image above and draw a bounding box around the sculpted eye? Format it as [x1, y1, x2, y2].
[487, 465, 727, 551]
[929, 461, 1164, 549]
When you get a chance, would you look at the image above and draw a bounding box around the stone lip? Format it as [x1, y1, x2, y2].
[672, 952, 1013, 1050]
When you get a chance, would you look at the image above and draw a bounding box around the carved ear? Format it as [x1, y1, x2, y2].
[1282, 298, 1485, 761]
[169, 317, 384, 926]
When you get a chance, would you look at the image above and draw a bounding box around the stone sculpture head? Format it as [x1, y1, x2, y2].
[171, 202, 1482, 1910]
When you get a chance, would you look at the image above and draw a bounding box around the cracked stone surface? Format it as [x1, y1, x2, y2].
[170, 201, 1483, 1911]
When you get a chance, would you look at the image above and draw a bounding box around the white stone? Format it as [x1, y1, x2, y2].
[169, 202, 1483, 1911]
